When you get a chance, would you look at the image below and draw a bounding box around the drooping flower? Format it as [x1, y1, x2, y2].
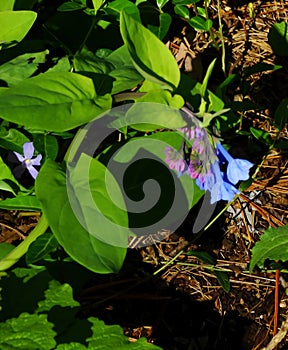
[216, 143, 254, 185]
[13, 142, 42, 179]
[165, 146, 186, 177]
[164, 121, 253, 204]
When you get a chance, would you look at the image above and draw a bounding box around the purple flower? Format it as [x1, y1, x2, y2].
[165, 146, 187, 176]
[216, 143, 253, 185]
[13, 142, 42, 179]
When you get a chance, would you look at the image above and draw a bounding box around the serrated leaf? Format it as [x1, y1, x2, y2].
[26, 231, 58, 264]
[0, 11, 37, 48]
[0, 313, 56, 349]
[250, 225, 288, 272]
[120, 11, 180, 90]
[0, 72, 112, 132]
[37, 280, 79, 312]
[87, 317, 163, 349]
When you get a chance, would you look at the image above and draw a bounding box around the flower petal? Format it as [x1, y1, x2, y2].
[23, 142, 35, 159]
[31, 154, 42, 166]
[13, 151, 25, 163]
[26, 164, 39, 179]
[227, 158, 253, 184]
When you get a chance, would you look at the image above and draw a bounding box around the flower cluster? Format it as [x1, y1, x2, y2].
[165, 126, 253, 204]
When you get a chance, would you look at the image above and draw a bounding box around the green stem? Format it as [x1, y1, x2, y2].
[153, 250, 184, 276]
[0, 215, 49, 271]
[78, 16, 98, 54]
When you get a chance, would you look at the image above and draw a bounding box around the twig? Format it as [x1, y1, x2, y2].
[261, 311, 288, 350]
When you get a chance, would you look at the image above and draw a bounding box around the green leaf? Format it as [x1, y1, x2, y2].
[0, 156, 23, 191]
[250, 127, 273, 145]
[73, 48, 114, 74]
[0, 50, 48, 87]
[268, 21, 288, 56]
[186, 250, 215, 264]
[120, 11, 180, 90]
[0, 11, 37, 48]
[0, 313, 56, 349]
[189, 16, 212, 32]
[275, 98, 288, 130]
[243, 62, 282, 77]
[0, 196, 41, 210]
[0, 180, 17, 195]
[35, 160, 127, 274]
[0, 127, 30, 153]
[87, 318, 163, 349]
[36, 280, 79, 312]
[0, 243, 14, 260]
[250, 225, 288, 272]
[214, 271, 230, 293]
[156, 0, 169, 9]
[57, 2, 86, 11]
[174, 4, 190, 19]
[124, 97, 185, 132]
[0, 0, 15, 11]
[0, 72, 112, 132]
[33, 134, 59, 160]
[26, 231, 59, 264]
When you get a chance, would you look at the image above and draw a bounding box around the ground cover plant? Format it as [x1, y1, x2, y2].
[0, 0, 288, 349]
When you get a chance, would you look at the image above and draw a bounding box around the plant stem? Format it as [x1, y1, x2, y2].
[0, 215, 49, 271]
[217, 0, 226, 74]
[78, 16, 98, 54]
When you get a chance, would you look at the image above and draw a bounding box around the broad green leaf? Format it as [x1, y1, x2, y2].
[26, 231, 59, 264]
[0, 196, 41, 210]
[124, 98, 185, 132]
[189, 16, 212, 32]
[148, 13, 172, 40]
[0, 156, 24, 191]
[250, 225, 288, 272]
[0, 127, 29, 153]
[73, 48, 114, 74]
[174, 4, 190, 19]
[0, 180, 17, 195]
[0, 243, 14, 260]
[0, 11, 37, 48]
[0, 0, 15, 11]
[36, 280, 79, 312]
[0, 313, 56, 350]
[35, 160, 127, 273]
[0, 50, 48, 87]
[87, 318, 163, 349]
[106, 0, 140, 21]
[268, 21, 288, 56]
[0, 72, 112, 132]
[48, 57, 71, 73]
[275, 98, 288, 130]
[57, 2, 86, 11]
[120, 11, 180, 90]
[33, 134, 59, 160]
[250, 127, 273, 145]
[109, 67, 143, 94]
[91, 0, 103, 12]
